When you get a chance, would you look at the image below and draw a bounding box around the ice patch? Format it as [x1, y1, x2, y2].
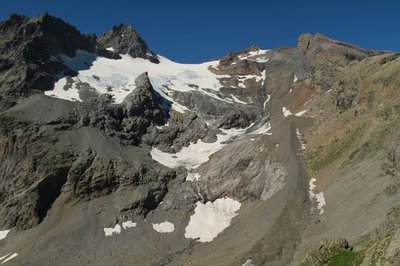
[295, 110, 308, 117]
[186, 172, 201, 181]
[250, 121, 272, 135]
[309, 178, 326, 215]
[296, 128, 306, 151]
[152, 221, 175, 233]
[242, 259, 255, 266]
[282, 107, 292, 117]
[256, 58, 269, 63]
[231, 95, 247, 104]
[45, 51, 232, 113]
[184, 197, 241, 242]
[156, 122, 169, 130]
[263, 95, 271, 109]
[238, 49, 269, 62]
[122, 220, 137, 229]
[0, 230, 10, 241]
[0, 253, 18, 264]
[104, 224, 121, 237]
[237, 74, 264, 89]
[151, 126, 251, 181]
[315, 192, 326, 214]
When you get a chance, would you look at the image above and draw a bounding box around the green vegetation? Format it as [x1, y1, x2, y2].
[329, 250, 363, 266]
[306, 124, 366, 172]
[347, 141, 372, 162]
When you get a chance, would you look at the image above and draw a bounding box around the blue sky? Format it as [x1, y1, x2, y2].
[0, 0, 399, 63]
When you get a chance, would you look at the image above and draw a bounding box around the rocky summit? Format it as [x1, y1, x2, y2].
[0, 13, 400, 266]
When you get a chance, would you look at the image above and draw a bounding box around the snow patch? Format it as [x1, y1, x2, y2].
[184, 197, 241, 242]
[103, 224, 122, 237]
[296, 128, 306, 151]
[152, 221, 175, 233]
[250, 121, 272, 135]
[45, 51, 232, 113]
[293, 74, 298, 82]
[242, 259, 255, 266]
[309, 178, 326, 215]
[106, 47, 114, 52]
[0, 230, 10, 241]
[256, 58, 269, 63]
[263, 95, 271, 109]
[0, 253, 18, 264]
[295, 110, 308, 117]
[238, 49, 269, 62]
[122, 220, 137, 229]
[155, 122, 169, 130]
[282, 107, 292, 117]
[151, 126, 251, 181]
[186, 172, 201, 181]
[231, 95, 247, 104]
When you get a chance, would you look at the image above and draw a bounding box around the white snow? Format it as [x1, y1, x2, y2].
[184, 197, 241, 242]
[155, 122, 169, 130]
[256, 58, 269, 63]
[237, 74, 264, 89]
[152, 221, 175, 233]
[293, 74, 298, 82]
[103, 224, 122, 237]
[309, 178, 326, 215]
[263, 95, 271, 109]
[242, 259, 255, 266]
[122, 220, 137, 229]
[45, 51, 235, 113]
[315, 192, 326, 214]
[250, 121, 272, 135]
[309, 178, 317, 191]
[295, 110, 308, 117]
[231, 95, 247, 104]
[186, 172, 201, 181]
[106, 47, 114, 52]
[0, 230, 10, 241]
[296, 128, 306, 151]
[151, 126, 250, 180]
[282, 107, 292, 117]
[1, 253, 18, 264]
[238, 49, 269, 62]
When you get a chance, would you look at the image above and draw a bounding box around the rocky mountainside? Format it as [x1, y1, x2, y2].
[1, 13, 400, 266]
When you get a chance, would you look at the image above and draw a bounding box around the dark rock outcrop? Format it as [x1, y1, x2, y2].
[0, 13, 108, 111]
[98, 23, 159, 63]
[297, 33, 384, 90]
[0, 94, 176, 230]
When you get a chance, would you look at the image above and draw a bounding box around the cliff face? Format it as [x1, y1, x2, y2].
[0, 13, 399, 266]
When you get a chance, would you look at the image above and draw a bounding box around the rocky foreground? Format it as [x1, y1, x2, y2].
[1, 13, 400, 265]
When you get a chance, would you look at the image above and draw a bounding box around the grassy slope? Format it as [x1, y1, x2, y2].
[298, 53, 400, 265]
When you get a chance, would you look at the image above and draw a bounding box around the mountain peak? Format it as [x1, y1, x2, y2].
[98, 23, 159, 63]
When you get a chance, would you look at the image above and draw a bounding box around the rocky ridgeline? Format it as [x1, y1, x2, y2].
[0, 12, 398, 266]
[98, 23, 159, 63]
[0, 13, 158, 111]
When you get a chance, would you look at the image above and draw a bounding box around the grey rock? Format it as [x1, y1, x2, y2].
[98, 23, 159, 63]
